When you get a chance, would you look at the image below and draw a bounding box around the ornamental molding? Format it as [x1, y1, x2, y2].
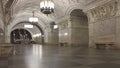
[87, 1, 118, 23]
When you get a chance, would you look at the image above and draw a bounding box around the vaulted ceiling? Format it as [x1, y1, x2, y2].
[11, 0, 86, 23]
[1, 0, 97, 30]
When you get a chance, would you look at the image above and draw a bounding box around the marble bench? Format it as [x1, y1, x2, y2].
[0, 44, 14, 57]
[96, 42, 115, 49]
[59, 42, 68, 47]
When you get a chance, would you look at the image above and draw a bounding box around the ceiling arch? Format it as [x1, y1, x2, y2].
[12, 21, 44, 35]
[10, 0, 86, 23]
[6, 0, 90, 36]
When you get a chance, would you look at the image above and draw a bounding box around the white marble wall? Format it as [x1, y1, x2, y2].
[116, 0, 120, 48]
[0, 0, 3, 29]
[46, 25, 59, 45]
[86, 0, 119, 48]
[58, 19, 71, 45]
[0, 0, 4, 43]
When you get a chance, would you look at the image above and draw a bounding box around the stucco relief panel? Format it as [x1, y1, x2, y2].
[94, 18, 116, 37]
[88, 1, 118, 23]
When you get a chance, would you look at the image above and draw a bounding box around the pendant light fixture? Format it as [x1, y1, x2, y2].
[40, 0, 54, 15]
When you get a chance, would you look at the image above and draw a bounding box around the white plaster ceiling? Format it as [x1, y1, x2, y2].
[11, 0, 86, 24]
[7, 0, 99, 36]
[4, 0, 98, 42]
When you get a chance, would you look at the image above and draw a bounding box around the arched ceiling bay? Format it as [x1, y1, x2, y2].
[11, 0, 86, 24]
[2, 0, 106, 27]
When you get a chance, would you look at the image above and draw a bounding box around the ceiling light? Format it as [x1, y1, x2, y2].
[64, 33, 68, 36]
[33, 33, 42, 38]
[40, 0, 54, 15]
[54, 25, 58, 29]
[24, 24, 33, 28]
[29, 11, 38, 22]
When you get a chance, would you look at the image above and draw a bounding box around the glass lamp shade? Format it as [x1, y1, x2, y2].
[29, 17, 38, 22]
[54, 25, 58, 29]
[24, 24, 33, 28]
[64, 33, 68, 36]
[33, 33, 42, 38]
[40, 0, 54, 14]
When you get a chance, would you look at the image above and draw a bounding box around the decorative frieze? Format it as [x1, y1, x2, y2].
[88, 1, 118, 22]
[85, 0, 95, 4]
[2, 0, 8, 8]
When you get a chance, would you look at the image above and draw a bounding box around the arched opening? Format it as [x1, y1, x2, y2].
[10, 29, 32, 44]
[10, 21, 45, 44]
[70, 9, 89, 47]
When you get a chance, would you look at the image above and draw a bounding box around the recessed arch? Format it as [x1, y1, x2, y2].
[7, 15, 51, 44]
[12, 21, 44, 35]
[65, 3, 84, 16]
[10, 21, 45, 44]
[70, 9, 89, 46]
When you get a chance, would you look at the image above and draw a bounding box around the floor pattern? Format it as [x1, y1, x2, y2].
[1, 44, 120, 68]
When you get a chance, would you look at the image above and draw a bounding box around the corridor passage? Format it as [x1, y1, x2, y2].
[1, 44, 120, 68]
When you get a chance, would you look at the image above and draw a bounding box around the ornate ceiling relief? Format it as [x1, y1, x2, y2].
[2, 0, 15, 25]
[0, 0, 3, 16]
[85, 0, 95, 4]
[88, 1, 118, 23]
[2, 0, 9, 8]
[68, 0, 80, 4]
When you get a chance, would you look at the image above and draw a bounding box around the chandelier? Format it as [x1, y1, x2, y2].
[29, 11, 38, 22]
[40, 0, 54, 15]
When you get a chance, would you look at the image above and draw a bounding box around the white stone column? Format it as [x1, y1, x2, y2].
[89, 23, 95, 48]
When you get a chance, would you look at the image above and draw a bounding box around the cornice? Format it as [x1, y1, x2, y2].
[84, 0, 112, 12]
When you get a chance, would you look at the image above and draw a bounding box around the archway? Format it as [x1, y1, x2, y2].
[10, 21, 45, 44]
[10, 29, 32, 44]
[70, 9, 89, 46]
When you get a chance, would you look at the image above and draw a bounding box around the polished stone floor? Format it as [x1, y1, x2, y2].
[1, 44, 120, 68]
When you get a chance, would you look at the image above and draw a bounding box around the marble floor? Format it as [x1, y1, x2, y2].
[1, 44, 120, 68]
